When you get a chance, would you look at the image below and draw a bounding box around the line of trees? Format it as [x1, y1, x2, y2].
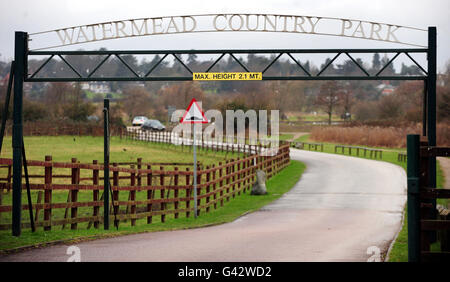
[0, 51, 448, 127]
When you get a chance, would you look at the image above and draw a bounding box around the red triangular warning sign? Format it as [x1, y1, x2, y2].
[180, 98, 209, 124]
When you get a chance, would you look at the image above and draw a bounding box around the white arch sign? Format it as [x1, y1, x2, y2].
[28, 13, 427, 50]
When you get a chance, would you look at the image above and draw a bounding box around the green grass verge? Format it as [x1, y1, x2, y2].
[294, 134, 311, 143]
[297, 134, 446, 262]
[297, 114, 341, 122]
[1, 136, 235, 165]
[0, 160, 305, 252]
[279, 134, 294, 141]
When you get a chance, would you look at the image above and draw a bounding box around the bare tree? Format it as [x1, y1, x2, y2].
[121, 87, 153, 120]
[159, 82, 205, 108]
[44, 82, 74, 118]
[340, 84, 355, 121]
[316, 81, 341, 125]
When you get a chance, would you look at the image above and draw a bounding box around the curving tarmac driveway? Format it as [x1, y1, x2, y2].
[0, 149, 406, 262]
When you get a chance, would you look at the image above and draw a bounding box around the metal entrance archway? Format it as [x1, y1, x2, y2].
[6, 24, 437, 256]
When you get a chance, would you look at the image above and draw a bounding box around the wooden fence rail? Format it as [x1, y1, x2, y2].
[334, 145, 383, 159]
[0, 143, 290, 231]
[124, 128, 280, 156]
[398, 153, 407, 162]
[290, 142, 324, 152]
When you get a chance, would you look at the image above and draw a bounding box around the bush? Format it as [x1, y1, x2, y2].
[23, 100, 49, 121]
[63, 102, 96, 122]
[310, 123, 450, 148]
[353, 101, 378, 121]
[376, 94, 403, 120]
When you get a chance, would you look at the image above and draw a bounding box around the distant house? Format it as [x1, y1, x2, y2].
[81, 82, 111, 94]
[376, 81, 395, 96]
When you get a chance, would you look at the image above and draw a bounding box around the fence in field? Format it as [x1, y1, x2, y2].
[334, 145, 383, 159]
[124, 128, 281, 156]
[398, 153, 407, 162]
[0, 143, 290, 231]
[290, 141, 324, 152]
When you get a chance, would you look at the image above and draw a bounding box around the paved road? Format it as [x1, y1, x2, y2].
[0, 149, 406, 262]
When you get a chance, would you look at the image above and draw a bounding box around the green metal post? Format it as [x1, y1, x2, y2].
[426, 27, 437, 240]
[103, 99, 110, 230]
[407, 134, 420, 262]
[12, 32, 27, 237]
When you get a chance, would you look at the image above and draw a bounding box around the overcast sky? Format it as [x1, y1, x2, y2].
[0, 0, 449, 71]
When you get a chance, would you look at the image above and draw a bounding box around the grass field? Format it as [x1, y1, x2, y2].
[285, 112, 341, 122]
[279, 134, 294, 141]
[299, 133, 446, 262]
[0, 136, 233, 165]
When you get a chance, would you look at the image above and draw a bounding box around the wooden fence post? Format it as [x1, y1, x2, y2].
[218, 162, 224, 207]
[160, 166, 165, 223]
[231, 159, 236, 198]
[44, 155, 52, 231]
[212, 164, 217, 210]
[206, 165, 211, 213]
[257, 156, 261, 171]
[196, 164, 201, 217]
[241, 159, 246, 193]
[253, 156, 257, 188]
[271, 155, 274, 177]
[113, 163, 119, 228]
[226, 160, 231, 202]
[185, 167, 191, 218]
[246, 158, 251, 192]
[174, 167, 179, 219]
[137, 158, 142, 186]
[236, 158, 241, 196]
[130, 164, 136, 226]
[146, 164, 153, 224]
[93, 160, 100, 229]
[71, 158, 79, 230]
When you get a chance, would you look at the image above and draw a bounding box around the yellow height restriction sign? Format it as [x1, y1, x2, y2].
[193, 72, 262, 81]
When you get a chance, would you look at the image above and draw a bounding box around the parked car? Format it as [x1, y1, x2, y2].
[132, 116, 148, 126]
[142, 119, 166, 131]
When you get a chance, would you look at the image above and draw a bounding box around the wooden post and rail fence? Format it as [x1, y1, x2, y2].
[0, 143, 290, 231]
[290, 141, 401, 161]
[124, 128, 274, 156]
[126, 128, 409, 163]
